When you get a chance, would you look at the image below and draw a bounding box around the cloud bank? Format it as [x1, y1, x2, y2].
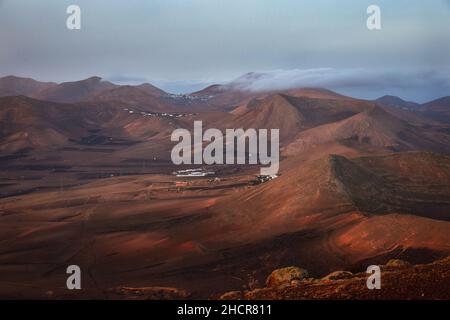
[226, 68, 450, 102]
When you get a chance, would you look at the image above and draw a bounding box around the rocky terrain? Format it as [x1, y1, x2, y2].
[0, 75, 450, 299]
[221, 257, 450, 300]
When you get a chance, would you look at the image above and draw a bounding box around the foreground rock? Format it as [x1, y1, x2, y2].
[386, 259, 412, 268]
[322, 271, 353, 281]
[107, 286, 190, 300]
[265, 266, 309, 288]
[239, 257, 450, 300]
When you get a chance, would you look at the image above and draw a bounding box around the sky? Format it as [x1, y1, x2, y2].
[0, 0, 449, 102]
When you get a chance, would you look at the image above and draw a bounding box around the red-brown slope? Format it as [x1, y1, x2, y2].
[134, 83, 168, 97]
[0, 96, 84, 152]
[375, 95, 421, 110]
[228, 94, 373, 144]
[89, 86, 174, 112]
[230, 95, 306, 143]
[208, 152, 450, 271]
[240, 256, 450, 300]
[35, 76, 117, 103]
[0, 95, 180, 154]
[0, 152, 449, 298]
[0, 75, 57, 98]
[284, 105, 450, 157]
[211, 153, 450, 239]
[422, 96, 450, 123]
[189, 83, 354, 112]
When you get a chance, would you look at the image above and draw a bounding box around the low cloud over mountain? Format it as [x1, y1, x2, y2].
[227, 68, 450, 103]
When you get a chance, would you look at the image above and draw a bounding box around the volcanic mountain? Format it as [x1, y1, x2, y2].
[89, 85, 172, 112]
[422, 96, 450, 123]
[0, 75, 170, 106]
[229, 72, 354, 100]
[0, 95, 182, 154]
[134, 83, 168, 97]
[223, 92, 450, 157]
[228, 94, 370, 143]
[375, 95, 450, 126]
[34, 76, 118, 103]
[1, 75, 450, 299]
[1, 152, 449, 298]
[188, 72, 352, 112]
[0, 96, 69, 153]
[208, 152, 450, 273]
[375, 95, 421, 110]
[283, 104, 450, 159]
[0, 75, 57, 98]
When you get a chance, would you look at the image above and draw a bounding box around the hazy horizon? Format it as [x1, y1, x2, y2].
[1, 0, 449, 102]
[1, 70, 448, 104]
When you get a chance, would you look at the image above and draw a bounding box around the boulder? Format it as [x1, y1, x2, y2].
[322, 270, 353, 281]
[265, 266, 309, 288]
[386, 259, 412, 268]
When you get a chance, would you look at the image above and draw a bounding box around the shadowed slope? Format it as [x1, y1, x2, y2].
[284, 105, 450, 157]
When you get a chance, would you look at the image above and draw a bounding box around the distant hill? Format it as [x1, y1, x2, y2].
[228, 93, 371, 143]
[34, 76, 117, 103]
[0, 75, 168, 104]
[422, 96, 450, 123]
[0, 75, 57, 97]
[375, 95, 421, 110]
